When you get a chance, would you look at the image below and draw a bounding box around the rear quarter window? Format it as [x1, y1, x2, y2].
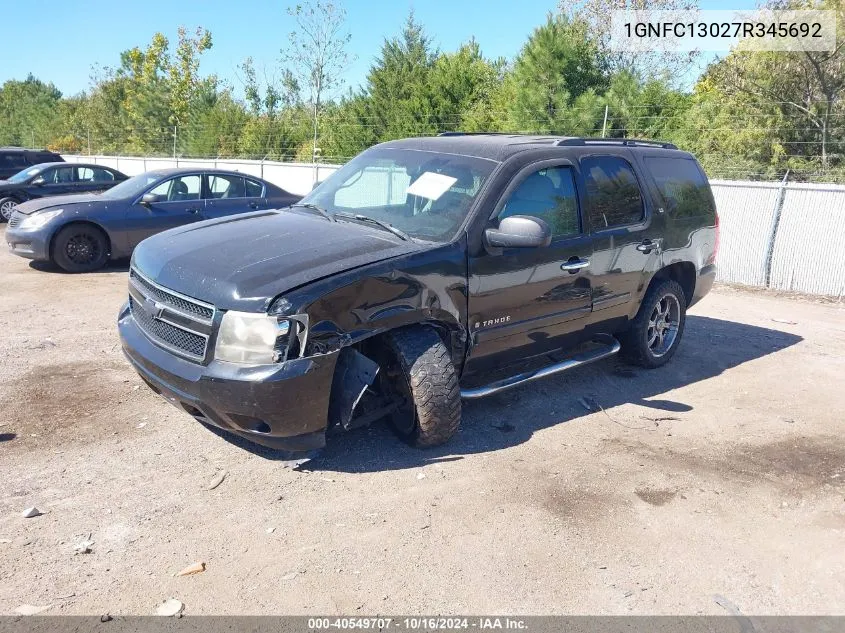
[644, 157, 714, 219]
[1, 152, 29, 169]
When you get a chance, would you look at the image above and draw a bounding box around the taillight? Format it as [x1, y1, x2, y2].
[708, 210, 720, 265]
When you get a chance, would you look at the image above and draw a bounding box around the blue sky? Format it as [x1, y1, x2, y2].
[3, 0, 755, 98]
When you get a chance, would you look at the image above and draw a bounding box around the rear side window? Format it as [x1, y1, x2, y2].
[581, 156, 644, 230]
[208, 174, 245, 198]
[78, 167, 115, 182]
[499, 166, 580, 237]
[645, 157, 714, 219]
[245, 178, 264, 197]
[1, 152, 28, 169]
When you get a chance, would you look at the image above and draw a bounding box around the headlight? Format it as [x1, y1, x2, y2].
[18, 208, 63, 230]
[214, 310, 292, 365]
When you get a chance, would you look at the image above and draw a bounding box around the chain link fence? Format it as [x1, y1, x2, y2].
[62, 154, 845, 298]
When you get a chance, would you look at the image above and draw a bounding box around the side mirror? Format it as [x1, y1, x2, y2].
[31, 176, 45, 186]
[484, 215, 552, 249]
[140, 192, 160, 207]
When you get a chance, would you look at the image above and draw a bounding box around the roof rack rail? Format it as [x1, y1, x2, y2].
[555, 137, 678, 150]
[437, 131, 511, 137]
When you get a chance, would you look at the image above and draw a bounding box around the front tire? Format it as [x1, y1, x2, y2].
[0, 197, 18, 222]
[382, 327, 461, 447]
[52, 224, 109, 273]
[620, 279, 687, 368]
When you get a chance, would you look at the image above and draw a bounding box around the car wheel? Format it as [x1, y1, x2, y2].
[0, 197, 18, 222]
[619, 279, 687, 369]
[52, 224, 110, 273]
[381, 326, 461, 447]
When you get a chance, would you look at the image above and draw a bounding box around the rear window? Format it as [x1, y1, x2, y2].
[645, 157, 714, 219]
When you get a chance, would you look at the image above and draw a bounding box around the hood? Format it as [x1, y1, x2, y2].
[132, 210, 422, 312]
[15, 193, 102, 215]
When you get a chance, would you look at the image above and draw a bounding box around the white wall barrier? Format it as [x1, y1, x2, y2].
[710, 179, 845, 297]
[62, 154, 340, 196]
[62, 155, 845, 297]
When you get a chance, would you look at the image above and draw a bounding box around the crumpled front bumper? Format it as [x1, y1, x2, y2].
[118, 302, 339, 451]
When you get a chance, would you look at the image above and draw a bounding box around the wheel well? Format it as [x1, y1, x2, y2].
[50, 221, 112, 260]
[651, 262, 696, 306]
[354, 321, 461, 364]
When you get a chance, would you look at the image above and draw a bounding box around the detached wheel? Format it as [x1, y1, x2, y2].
[381, 326, 461, 447]
[52, 224, 109, 272]
[620, 279, 687, 368]
[0, 197, 18, 222]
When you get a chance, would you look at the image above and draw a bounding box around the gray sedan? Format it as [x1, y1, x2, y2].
[5, 168, 301, 272]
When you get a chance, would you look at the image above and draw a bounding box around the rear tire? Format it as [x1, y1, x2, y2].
[0, 197, 18, 222]
[382, 326, 461, 447]
[619, 279, 687, 368]
[52, 224, 110, 273]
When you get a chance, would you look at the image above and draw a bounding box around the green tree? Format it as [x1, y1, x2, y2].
[0, 75, 62, 146]
[559, 0, 700, 82]
[364, 11, 438, 139]
[507, 14, 608, 133]
[281, 0, 352, 168]
[709, 0, 844, 170]
[428, 40, 502, 132]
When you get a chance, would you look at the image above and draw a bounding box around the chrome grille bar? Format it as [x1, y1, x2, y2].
[128, 267, 216, 362]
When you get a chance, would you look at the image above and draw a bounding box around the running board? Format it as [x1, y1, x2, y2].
[460, 334, 621, 399]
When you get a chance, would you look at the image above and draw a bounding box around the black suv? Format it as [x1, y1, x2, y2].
[0, 147, 64, 180]
[119, 134, 718, 453]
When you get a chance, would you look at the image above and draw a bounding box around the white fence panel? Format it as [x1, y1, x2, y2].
[59, 154, 845, 297]
[769, 183, 845, 296]
[61, 155, 340, 195]
[709, 180, 780, 287]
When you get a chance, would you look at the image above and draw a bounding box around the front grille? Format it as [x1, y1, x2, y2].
[8, 212, 21, 228]
[129, 269, 213, 319]
[130, 297, 207, 358]
[128, 268, 214, 362]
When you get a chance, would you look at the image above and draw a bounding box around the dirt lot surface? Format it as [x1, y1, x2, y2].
[1, 247, 844, 616]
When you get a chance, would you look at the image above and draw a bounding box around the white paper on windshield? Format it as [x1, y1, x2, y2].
[406, 172, 457, 201]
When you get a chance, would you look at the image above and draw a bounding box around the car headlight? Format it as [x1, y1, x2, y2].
[18, 208, 63, 230]
[214, 310, 295, 365]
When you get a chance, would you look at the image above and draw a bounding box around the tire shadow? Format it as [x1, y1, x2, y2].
[211, 315, 803, 471]
[28, 258, 130, 274]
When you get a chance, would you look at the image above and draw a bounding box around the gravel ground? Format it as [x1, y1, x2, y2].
[0, 246, 843, 616]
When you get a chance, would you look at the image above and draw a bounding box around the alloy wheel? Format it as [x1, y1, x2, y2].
[0, 200, 16, 220]
[647, 294, 681, 357]
[64, 233, 101, 265]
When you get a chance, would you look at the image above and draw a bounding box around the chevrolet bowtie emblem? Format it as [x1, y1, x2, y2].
[143, 296, 165, 318]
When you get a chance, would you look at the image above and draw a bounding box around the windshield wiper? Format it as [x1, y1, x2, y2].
[290, 202, 335, 222]
[335, 212, 410, 241]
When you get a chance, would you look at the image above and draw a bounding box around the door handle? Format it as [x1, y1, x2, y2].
[188, 208, 201, 214]
[560, 257, 590, 273]
[248, 201, 259, 209]
[636, 239, 661, 253]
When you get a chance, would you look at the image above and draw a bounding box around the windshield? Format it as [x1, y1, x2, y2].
[302, 148, 497, 242]
[8, 166, 44, 184]
[100, 173, 163, 200]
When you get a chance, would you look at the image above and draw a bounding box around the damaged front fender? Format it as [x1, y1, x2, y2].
[327, 348, 380, 430]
